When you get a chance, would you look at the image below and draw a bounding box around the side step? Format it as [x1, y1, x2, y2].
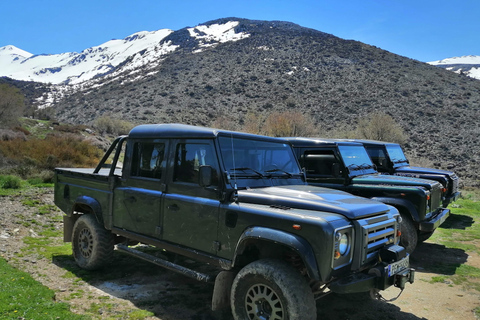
[116, 244, 213, 283]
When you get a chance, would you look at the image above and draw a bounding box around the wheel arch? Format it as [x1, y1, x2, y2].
[371, 197, 419, 223]
[63, 196, 104, 242]
[233, 226, 320, 281]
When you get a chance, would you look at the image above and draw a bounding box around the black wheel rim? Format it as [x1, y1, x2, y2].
[78, 228, 93, 258]
[245, 283, 284, 320]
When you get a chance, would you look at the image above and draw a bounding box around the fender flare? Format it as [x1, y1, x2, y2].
[370, 197, 419, 222]
[233, 226, 320, 281]
[72, 195, 104, 225]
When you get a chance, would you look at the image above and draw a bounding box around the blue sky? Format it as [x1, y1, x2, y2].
[1, 0, 478, 62]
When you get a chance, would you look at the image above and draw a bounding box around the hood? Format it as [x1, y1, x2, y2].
[395, 166, 455, 178]
[352, 173, 440, 189]
[237, 185, 390, 220]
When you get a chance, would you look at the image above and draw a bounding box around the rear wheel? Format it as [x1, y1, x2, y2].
[72, 214, 114, 270]
[231, 259, 316, 320]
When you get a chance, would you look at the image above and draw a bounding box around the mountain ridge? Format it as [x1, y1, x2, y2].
[1, 18, 480, 187]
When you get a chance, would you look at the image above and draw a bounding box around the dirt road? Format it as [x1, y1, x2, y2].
[1, 188, 479, 319]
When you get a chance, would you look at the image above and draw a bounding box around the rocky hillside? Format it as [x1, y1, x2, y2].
[5, 18, 480, 186]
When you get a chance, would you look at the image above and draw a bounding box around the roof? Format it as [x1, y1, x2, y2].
[128, 123, 284, 142]
[283, 137, 363, 147]
[341, 139, 400, 147]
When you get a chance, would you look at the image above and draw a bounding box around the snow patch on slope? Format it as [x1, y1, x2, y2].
[429, 55, 480, 65]
[188, 21, 249, 51]
[0, 29, 175, 85]
[428, 55, 480, 80]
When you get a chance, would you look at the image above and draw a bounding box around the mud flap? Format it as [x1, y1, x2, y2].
[212, 270, 235, 311]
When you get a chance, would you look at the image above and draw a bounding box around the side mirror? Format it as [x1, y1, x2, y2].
[199, 165, 213, 187]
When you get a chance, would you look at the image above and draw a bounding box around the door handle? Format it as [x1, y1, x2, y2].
[125, 196, 137, 203]
[168, 204, 180, 211]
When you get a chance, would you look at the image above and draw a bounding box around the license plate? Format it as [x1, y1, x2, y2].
[386, 256, 409, 277]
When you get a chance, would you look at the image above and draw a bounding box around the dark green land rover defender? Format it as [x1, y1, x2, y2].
[353, 139, 461, 207]
[54, 124, 414, 319]
[285, 137, 450, 254]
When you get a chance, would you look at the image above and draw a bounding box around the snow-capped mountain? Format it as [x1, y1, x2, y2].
[428, 55, 480, 80]
[0, 21, 249, 85]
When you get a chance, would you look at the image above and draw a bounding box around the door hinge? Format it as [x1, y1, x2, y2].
[155, 226, 162, 235]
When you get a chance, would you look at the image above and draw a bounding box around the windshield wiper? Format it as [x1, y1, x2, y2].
[347, 164, 361, 171]
[264, 168, 293, 178]
[230, 167, 264, 178]
[359, 163, 376, 170]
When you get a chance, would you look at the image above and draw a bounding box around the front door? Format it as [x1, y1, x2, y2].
[162, 139, 221, 254]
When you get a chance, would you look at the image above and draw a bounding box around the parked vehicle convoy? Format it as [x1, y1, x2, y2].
[285, 137, 450, 254]
[352, 139, 461, 208]
[54, 124, 414, 320]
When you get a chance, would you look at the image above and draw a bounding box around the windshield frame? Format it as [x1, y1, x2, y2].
[217, 135, 303, 186]
[338, 145, 378, 177]
[385, 144, 409, 168]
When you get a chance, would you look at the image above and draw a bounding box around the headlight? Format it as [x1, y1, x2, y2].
[334, 230, 351, 259]
[339, 233, 349, 255]
[332, 227, 354, 269]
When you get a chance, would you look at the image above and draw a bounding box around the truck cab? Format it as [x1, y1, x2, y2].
[285, 137, 450, 253]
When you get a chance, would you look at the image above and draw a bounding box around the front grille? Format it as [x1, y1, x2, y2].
[356, 214, 397, 266]
[431, 184, 442, 210]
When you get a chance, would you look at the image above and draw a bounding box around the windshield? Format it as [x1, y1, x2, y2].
[338, 145, 377, 175]
[218, 136, 301, 177]
[385, 144, 408, 166]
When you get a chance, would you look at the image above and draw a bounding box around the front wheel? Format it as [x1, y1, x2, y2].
[399, 212, 418, 254]
[231, 259, 316, 320]
[72, 214, 114, 270]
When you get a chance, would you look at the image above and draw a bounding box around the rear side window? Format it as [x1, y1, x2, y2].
[131, 142, 166, 179]
[303, 150, 338, 177]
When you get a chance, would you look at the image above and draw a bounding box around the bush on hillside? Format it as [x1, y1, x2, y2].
[354, 112, 406, 144]
[263, 111, 318, 137]
[94, 115, 134, 136]
[0, 134, 102, 180]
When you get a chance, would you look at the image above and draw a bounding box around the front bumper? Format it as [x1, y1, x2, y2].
[329, 245, 415, 294]
[443, 191, 461, 207]
[419, 208, 450, 232]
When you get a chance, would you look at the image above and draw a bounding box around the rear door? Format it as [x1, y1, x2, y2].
[112, 140, 167, 238]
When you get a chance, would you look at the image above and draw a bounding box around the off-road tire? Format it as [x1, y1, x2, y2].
[231, 259, 316, 320]
[399, 212, 418, 254]
[72, 214, 114, 270]
[417, 230, 434, 244]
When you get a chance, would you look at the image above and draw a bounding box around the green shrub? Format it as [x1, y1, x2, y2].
[0, 175, 22, 189]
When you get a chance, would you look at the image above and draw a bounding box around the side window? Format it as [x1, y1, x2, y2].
[367, 147, 387, 168]
[303, 150, 339, 177]
[131, 142, 165, 179]
[174, 143, 218, 185]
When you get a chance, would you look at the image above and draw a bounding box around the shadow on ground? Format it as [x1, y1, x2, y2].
[316, 293, 427, 320]
[440, 213, 474, 230]
[411, 242, 468, 275]
[53, 248, 431, 320]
